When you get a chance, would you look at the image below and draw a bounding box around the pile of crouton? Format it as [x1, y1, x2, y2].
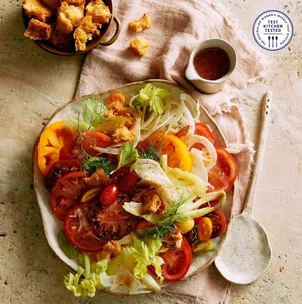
[23, 0, 111, 51]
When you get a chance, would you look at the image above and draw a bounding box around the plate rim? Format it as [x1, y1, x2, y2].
[32, 79, 233, 294]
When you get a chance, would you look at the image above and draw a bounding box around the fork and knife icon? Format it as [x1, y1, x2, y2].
[268, 36, 279, 48]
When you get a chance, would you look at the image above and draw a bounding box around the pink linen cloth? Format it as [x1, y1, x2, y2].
[75, 0, 268, 302]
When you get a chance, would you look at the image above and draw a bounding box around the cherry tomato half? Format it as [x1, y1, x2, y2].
[207, 209, 227, 239]
[111, 167, 130, 183]
[197, 217, 213, 241]
[50, 171, 88, 221]
[161, 238, 192, 282]
[119, 171, 139, 192]
[99, 184, 119, 206]
[111, 168, 139, 192]
[208, 147, 238, 192]
[64, 203, 106, 252]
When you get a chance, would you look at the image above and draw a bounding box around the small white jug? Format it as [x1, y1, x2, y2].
[185, 38, 237, 94]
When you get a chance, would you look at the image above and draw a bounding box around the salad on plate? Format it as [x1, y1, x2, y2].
[34, 81, 238, 297]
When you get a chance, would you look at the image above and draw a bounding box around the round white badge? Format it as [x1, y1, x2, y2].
[252, 10, 294, 51]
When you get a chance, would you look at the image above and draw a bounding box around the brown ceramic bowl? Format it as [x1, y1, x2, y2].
[22, 0, 121, 56]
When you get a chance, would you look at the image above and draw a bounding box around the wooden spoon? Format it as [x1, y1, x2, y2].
[215, 92, 272, 284]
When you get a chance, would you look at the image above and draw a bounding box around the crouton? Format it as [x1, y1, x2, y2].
[56, 1, 84, 33]
[165, 230, 183, 249]
[96, 113, 135, 136]
[40, 0, 60, 10]
[103, 241, 122, 255]
[86, 0, 111, 24]
[112, 126, 136, 144]
[143, 191, 166, 215]
[23, 0, 52, 22]
[63, 0, 85, 5]
[24, 18, 52, 40]
[73, 16, 100, 51]
[97, 240, 122, 260]
[84, 168, 110, 188]
[129, 13, 151, 32]
[129, 37, 150, 56]
[49, 24, 74, 49]
[132, 189, 149, 203]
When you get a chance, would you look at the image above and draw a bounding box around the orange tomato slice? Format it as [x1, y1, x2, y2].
[137, 132, 192, 172]
[37, 121, 76, 175]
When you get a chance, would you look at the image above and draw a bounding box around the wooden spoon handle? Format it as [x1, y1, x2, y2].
[244, 92, 272, 214]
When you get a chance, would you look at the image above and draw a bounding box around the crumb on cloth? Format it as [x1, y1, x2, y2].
[129, 13, 151, 32]
[129, 37, 150, 56]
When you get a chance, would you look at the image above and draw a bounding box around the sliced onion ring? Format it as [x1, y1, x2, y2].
[181, 134, 217, 171]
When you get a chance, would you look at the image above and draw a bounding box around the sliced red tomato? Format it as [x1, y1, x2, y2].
[208, 147, 238, 192]
[194, 123, 215, 144]
[184, 228, 198, 245]
[86, 198, 138, 242]
[175, 126, 190, 138]
[50, 171, 88, 221]
[176, 123, 215, 145]
[160, 238, 192, 282]
[45, 159, 82, 190]
[99, 184, 119, 206]
[64, 203, 106, 252]
[80, 131, 113, 156]
[59, 133, 77, 160]
[207, 209, 227, 239]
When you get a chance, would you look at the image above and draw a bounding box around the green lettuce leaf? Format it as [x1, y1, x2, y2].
[58, 231, 79, 259]
[118, 235, 164, 281]
[82, 96, 107, 128]
[64, 254, 109, 298]
[66, 96, 107, 132]
[117, 142, 138, 169]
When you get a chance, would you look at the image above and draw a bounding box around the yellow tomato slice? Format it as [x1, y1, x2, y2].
[137, 132, 192, 172]
[197, 217, 213, 241]
[37, 121, 76, 175]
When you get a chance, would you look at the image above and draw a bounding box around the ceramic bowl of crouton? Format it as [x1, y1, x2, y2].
[22, 0, 121, 56]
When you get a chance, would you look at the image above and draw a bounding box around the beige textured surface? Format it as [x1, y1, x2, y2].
[0, 1, 301, 304]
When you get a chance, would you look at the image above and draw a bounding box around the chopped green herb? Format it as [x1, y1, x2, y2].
[138, 142, 162, 163]
[84, 157, 116, 175]
[146, 198, 187, 240]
